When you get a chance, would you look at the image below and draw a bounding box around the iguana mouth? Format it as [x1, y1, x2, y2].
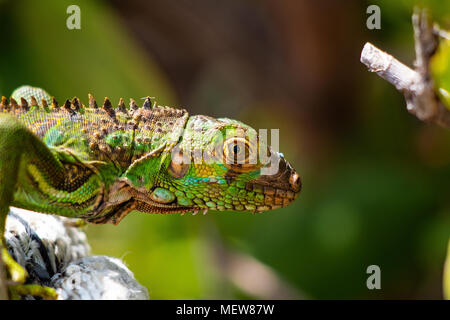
[243, 159, 301, 212]
[85, 174, 301, 224]
[99, 153, 301, 221]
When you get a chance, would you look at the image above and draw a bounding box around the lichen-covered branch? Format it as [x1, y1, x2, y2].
[1, 208, 148, 300]
[360, 9, 450, 129]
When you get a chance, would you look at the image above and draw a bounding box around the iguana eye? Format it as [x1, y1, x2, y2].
[223, 137, 254, 171]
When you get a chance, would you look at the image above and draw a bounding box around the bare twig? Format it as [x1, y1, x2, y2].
[360, 9, 450, 128]
[360, 42, 421, 91]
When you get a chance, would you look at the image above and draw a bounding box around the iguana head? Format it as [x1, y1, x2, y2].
[125, 114, 301, 215]
[7, 86, 300, 223]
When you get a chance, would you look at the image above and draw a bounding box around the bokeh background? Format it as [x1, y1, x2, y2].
[1, 0, 449, 299]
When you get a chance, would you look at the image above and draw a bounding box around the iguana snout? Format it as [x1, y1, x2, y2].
[242, 152, 301, 212]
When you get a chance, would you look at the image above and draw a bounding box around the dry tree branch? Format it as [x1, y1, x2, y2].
[360, 9, 450, 128]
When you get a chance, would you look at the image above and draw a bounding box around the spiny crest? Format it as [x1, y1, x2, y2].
[51, 97, 59, 110]
[87, 94, 119, 120]
[11, 95, 60, 111]
[86, 93, 156, 117]
[63, 99, 72, 112]
[28, 95, 49, 112]
[10, 97, 18, 109]
[41, 98, 50, 111]
[143, 97, 153, 110]
[117, 98, 126, 113]
[102, 97, 113, 111]
[0, 95, 52, 113]
[130, 98, 139, 111]
[102, 97, 116, 119]
[0, 96, 8, 110]
[6, 95, 54, 111]
[88, 94, 98, 109]
[71, 97, 82, 111]
[2, 90, 61, 113]
[3, 90, 186, 122]
[20, 97, 29, 111]
[30, 96, 38, 108]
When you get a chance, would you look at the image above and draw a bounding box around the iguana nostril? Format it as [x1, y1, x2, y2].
[289, 172, 301, 193]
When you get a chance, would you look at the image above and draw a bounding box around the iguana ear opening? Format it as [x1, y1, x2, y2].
[167, 148, 189, 179]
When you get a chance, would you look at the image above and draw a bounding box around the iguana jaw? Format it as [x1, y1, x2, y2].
[243, 159, 301, 212]
[86, 164, 301, 225]
[137, 157, 301, 214]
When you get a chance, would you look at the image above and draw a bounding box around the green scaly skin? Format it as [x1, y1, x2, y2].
[0, 85, 301, 299]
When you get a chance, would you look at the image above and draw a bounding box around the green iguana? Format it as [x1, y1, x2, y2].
[0, 85, 301, 299]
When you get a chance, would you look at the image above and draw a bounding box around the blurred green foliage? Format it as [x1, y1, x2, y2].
[0, 0, 175, 105]
[0, 0, 449, 299]
[431, 39, 450, 108]
[445, 240, 450, 298]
